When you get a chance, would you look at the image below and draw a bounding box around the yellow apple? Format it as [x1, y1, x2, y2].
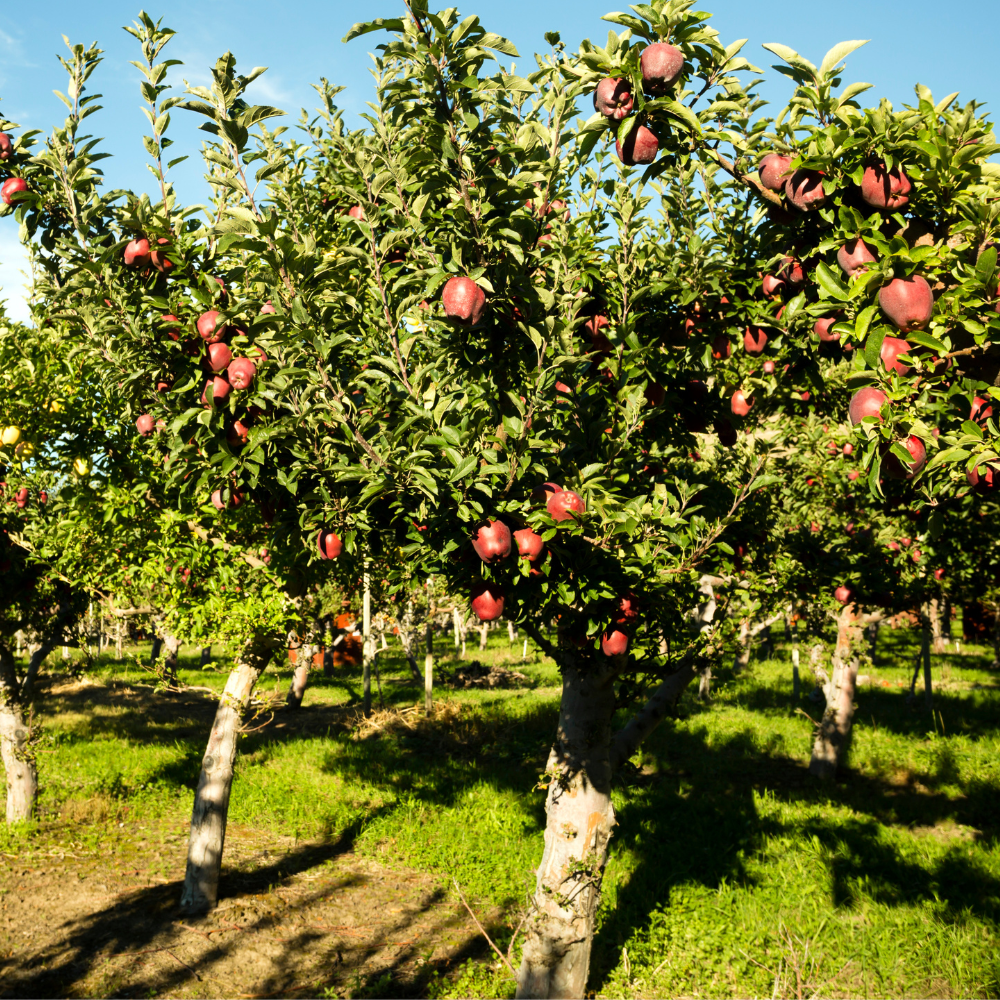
[15, 441, 35, 458]
[72, 457, 90, 476]
[1, 425, 22, 446]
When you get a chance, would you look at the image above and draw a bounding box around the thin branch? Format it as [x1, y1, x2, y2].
[453, 879, 517, 980]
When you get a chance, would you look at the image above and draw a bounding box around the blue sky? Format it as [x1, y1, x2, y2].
[1, 1, 997, 320]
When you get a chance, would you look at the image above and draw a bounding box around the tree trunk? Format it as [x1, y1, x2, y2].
[929, 598, 946, 654]
[286, 642, 315, 709]
[867, 621, 879, 664]
[0, 646, 36, 823]
[398, 601, 422, 681]
[516, 661, 618, 999]
[424, 613, 434, 713]
[809, 606, 860, 781]
[792, 645, 800, 700]
[150, 636, 163, 666]
[323, 618, 334, 676]
[732, 640, 750, 673]
[698, 665, 712, 701]
[200, 646, 212, 667]
[362, 564, 372, 715]
[453, 607, 462, 651]
[180, 638, 274, 913]
[162, 634, 180, 687]
[921, 604, 934, 709]
[479, 623, 488, 650]
[508, 620, 518, 643]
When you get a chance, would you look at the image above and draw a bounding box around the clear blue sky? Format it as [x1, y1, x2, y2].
[1, 1, 997, 319]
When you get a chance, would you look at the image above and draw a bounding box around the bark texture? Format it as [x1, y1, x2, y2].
[162, 634, 180, 687]
[929, 598, 946, 654]
[808, 605, 881, 780]
[0, 646, 36, 823]
[286, 641, 315, 709]
[180, 639, 274, 912]
[517, 662, 618, 999]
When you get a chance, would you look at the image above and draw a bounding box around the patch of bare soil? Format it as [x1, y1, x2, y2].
[0, 823, 501, 999]
[442, 661, 530, 690]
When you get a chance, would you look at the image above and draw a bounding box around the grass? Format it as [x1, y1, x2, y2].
[2, 617, 999, 998]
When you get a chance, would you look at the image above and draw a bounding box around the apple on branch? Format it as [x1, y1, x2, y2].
[471, 581, 504, 621]
[442, 276, 486, 326]
[471, 520, 512, 563]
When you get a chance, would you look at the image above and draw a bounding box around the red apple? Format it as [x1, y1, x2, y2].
[967, 464, 996, 489]
[471, 519, 512, 562]
[711, 335, 732, 360]
[614, 593, 640, 624]
[201, 375, 232, 407]
[715, 417, 738, 447]
[160, 313, 181, 341]
[260, 301, 275, 314]
[763, 360, 775, 374]
[211, 489, 243, 511]
[442, 276, 486, 326]
[226, 420, 250, 447]
[205, 342, 233, 373]
[15, 487, 29, 509]
[135, 414, 155, 436]
[762, 274, 785, 299]
[815, 316, 840, 342]
[861, 161, 912, 211]
[150, 237, 173, 274]
[124, 238, 150, 268]
[196, 310, 227, 343]
[885, 435, 926, 479]
[837, 238, 877, 277]
[1, 177, 28, 205]
[848, 470, 860, 481]
[970, 396, 993, 425]
[843, 443, 853, 456]
[347, 205, 365, 220]
[547, 490, 586, 522]
[640, 43, 684, 92]
[317, 529, 343, 559]
[471, 581, 504, 621]
[933, 568, 945, 581]
[743, 327, 768, 355]
[593, 77, 633, 119]
[900, 537, 911, 548]
[878, 275, 934, 332]
[880, 336, 912, 375]
[601, 628, 629, 656]
[784, 170, 826, 211]
[758, 153, 792, 193]
[849, 386, 887, 425]
[834, 585, 853, 604]
[731, 389, 754, 416]
[38, 491, 47, 504]
[585, 315, 612, 352]
[0, 133, 12, 160]
[227, 357, 257, 391]
[616, 125, 659, 165]
[778, 256, 805, 286]
[513, 526, 544, 561]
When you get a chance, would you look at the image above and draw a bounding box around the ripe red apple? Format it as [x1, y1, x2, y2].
[933, 568, 945, 581]
[124, 238, 151, 268]
[347, 205, 365, 220]
[847, 470, 860, 481]
[197, 310, 227, 343]
[471, 581, 504, 621]
[861, 161, 912, 211]
[442, 276, 486, 326]
[205, 342, 233, 372]
[778, 256, 805, 286]
[849, 386, 887, 424]
[0, 133, 12, 160]
[38, 491, 47, 505]
[762, 274, 785, 299]
[967, 464, 996, 489]
[201, 375, 232, 407]
[160, 313, 181, 341]
[837, 238, 877, 277]
[911, 549, 922, 563]
[815, 316, 840, 342]
[227, 357, 257, 391]
[711, 335, 732, 360]
[834, 585, 853, 604]
[317, 529, 343, 559]
[547, 489, 586, 522]
[531, 481, 562, 503]
[640, 43, 684, 92]
[878, 275, 934, 332]
[843, 443, 853, 456]
[471, 519, 512, 563]
[784, 170, 826, 211]
[885, 435, 926, 479]
[601, 628, 629, 656]
[15, 487, 29, 509]
[900, 537, 911, 548]
[731, 389, 754, 416]
[513, 526, 544, 562]
[743, 327, 768, 355]
[616, 125, 659, 165]
[555, 381, 572, 396]
[763, 360, 775, 374]
[1, 177, 28, 205]
[593, 77, 633, 119]
[260, 301, 275, 314]
[226, 419, 250, 447]
[970, 396, 993, 424]
[585, 315, 612, 352]
[880, 336, 912, 375]
[614, 593, 640, 624]
[758, 153, 792, 192]
[136, 414, 155, 436]
[150, 237, 173, 274]
[715, 417, 738, 447]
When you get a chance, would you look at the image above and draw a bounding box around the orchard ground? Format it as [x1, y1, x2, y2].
[0, 624, 998, 1000]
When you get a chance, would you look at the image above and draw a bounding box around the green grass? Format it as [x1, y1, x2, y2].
[4, 620, 1000, 997]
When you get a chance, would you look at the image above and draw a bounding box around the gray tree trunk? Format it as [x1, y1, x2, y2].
[809, 606, 861, 780]
[0, 646, 36, 823]
[150, 636, 163, 666]
[921, 604, 934, 709]
[397, 601, 422, 681]
[180, 638, 274, 912]
[929, 598, 946, 654]
[162, 634, 180, 687]
[479, 623, 489, 650]
[698, 665, 712, 701]
[286, 642, 315, 709]
[200, 646, 212, 667]
[516, 661, 617, 999]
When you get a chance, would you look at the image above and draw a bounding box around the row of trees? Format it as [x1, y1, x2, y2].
[1, 1, 998, 996]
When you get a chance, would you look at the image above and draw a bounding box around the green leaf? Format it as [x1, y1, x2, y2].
[450, 455, 478, 481]
[661, 100, 702, 136]
[865, 326, 886, 369]
[818, 40, 868, 77]
[976, 246, 997, 287]
[761, 42, 817, 77]
[342, 18, 405, 43]
[479, 32, 519, 57]
[854, 304, 878, 343]
[924, 447, 969, 473]
[813, 262, 849, 301]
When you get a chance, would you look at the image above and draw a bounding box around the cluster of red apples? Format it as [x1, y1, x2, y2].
[591, 42, 686, 166]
